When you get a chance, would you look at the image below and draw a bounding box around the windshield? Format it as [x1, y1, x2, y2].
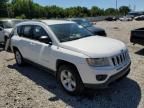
[0, 20, 22, 29]
[49, 23, 93, 42]
[73, 19, 93, 27]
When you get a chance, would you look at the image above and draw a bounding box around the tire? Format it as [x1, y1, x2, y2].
[57, 65, 84, 95]
[14, 49, 25, 66]
[4, 36, 7, 48]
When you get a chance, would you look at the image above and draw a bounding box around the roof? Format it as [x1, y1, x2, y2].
[16, 19, 75, 26]
[67, 18, 86, 21]
[41, 20, 75, 25]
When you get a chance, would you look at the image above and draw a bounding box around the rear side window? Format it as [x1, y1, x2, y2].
[0, 27, 3, 31]
[17, 26, 22, 36]
[0, 21, 4, 28]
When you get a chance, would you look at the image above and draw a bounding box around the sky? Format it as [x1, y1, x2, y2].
[33, 0, 144, 11]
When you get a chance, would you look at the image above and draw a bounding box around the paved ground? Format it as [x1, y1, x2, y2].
[0, 21, 144, 108]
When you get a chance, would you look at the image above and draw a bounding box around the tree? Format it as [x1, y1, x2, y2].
[0, 0, 132, 19]
[119, 6, 131, 15]
[105, 8, 117, 15]
[45, 5, 64, 18]
[90, 6, 103, 16]
[12, 0, 34, 18]
[0, 0, 9, 17]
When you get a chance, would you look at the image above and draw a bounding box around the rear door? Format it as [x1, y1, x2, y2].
[18, 25, 34, 60]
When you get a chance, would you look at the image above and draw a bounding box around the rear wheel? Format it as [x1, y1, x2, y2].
[58, 65, 84, 95]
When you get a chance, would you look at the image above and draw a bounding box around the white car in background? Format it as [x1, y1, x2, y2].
[119, 16, 133, 21]
[11, 20, 131, 95]
[0, 19, 23, 45]
[0, 26, 4, 43]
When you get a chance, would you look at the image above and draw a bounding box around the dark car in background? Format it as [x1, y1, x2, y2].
[130, 28, 144, 45]
[105, 16, 117, 21]
[68, 18, 107, 36]
[134, 15, 144, 21]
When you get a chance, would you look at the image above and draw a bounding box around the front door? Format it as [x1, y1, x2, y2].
[30, 25, 55, 70]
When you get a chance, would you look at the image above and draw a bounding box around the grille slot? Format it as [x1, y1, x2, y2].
[112, 51, 129, 66]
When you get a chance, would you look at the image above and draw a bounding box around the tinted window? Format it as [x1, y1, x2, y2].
[0, 27, 3, 31]
[23, 25, 33, 38]
[17, 26, 23, 36]
[33, 26, 48, 40]
[0, 22, 4, 28]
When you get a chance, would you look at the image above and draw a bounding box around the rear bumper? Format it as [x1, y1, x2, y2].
[130, 38, 144, 45]
[84, 63, 131, 89]
[130, 30, 144, 45]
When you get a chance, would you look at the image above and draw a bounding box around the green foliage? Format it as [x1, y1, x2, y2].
[15, 14, 26, 19]
[119, 6, 131, 15]
[105, 8, 117, 15]
[0, 0, 9, 17]
[0, 0, 131, 18]
[64, 6, 90, 18]
[90, 6, 104, 16]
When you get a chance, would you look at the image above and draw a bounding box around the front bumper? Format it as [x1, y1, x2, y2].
[84, 63, 131, 89]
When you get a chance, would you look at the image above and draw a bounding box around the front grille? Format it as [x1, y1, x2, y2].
[111, 51, 129, 66]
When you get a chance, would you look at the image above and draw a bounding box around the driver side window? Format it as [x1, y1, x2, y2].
[32, 25, 48, 40]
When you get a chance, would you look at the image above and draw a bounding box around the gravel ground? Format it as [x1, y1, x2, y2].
[0, 21, 144, 108]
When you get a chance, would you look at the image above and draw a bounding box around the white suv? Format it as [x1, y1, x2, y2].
[11, 20, 131, 95]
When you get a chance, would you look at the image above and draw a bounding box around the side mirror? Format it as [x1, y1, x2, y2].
[39, 36, 52, 45]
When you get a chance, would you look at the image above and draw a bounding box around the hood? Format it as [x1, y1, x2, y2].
[60, 36, 127, 58]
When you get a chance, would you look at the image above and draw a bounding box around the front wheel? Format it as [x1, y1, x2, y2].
[58, 65, 84, 95]
[4, 37, 7, 48]
[14, 49, 24, 66]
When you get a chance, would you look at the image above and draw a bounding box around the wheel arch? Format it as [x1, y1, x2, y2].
[56, 59, 82, 81]
[13, 46, 19, 52]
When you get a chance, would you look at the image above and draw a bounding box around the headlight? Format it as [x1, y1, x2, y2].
[86, 58, 110, 67]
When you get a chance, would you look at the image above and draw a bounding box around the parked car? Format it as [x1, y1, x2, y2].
[0, 19, 23, 45]
[11, 20, 131, 95]
[134, 15, 144, 21]
[130, 28, 144, 45]
[105, 17, 117, 21]
[0, 26, 4, 43]
[68, 18, 107, 36]
[119, 16, 133, 21]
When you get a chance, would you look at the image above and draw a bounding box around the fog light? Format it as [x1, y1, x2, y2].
[96, 75, 107, 81]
